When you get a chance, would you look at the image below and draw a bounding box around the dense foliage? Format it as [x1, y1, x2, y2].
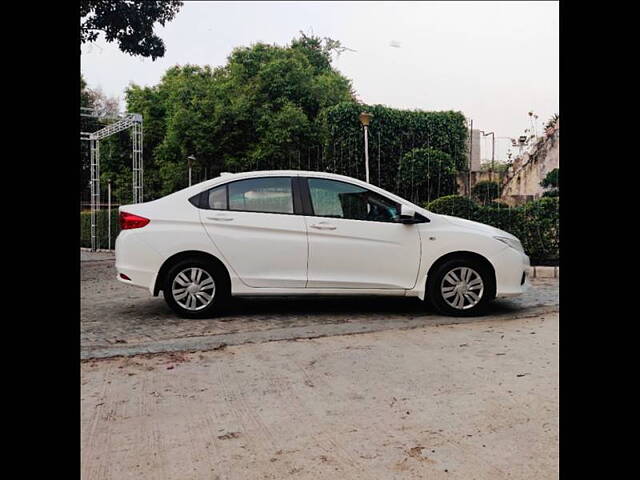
[540, 168, 559, 188]
[425, 196, 559, 264]
[397, 148, 458, 204]
[87, 32, 469, 204]
[318, 103, 468, 199]
[471, 180, 501, 205]
[425, 195, 478, 218]
[80, 0, 183, 60]
[540, 168, 559, 198]
[80, 209, 120, 250]
[113, 34, 355, 198]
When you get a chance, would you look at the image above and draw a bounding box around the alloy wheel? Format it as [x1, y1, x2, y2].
[171, 267, 216, 311]
[440, 266, 484, 310]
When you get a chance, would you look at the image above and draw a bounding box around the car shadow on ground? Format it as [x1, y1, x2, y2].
[113, 294, 530, 322]
[228, 295, 526, 316]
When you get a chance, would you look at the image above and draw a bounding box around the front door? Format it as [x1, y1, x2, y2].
[200, 176, 308, 288]
[303, 178, 421, 289]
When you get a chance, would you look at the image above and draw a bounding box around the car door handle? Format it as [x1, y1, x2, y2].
[206, 215, 234, 222]
[309, 222, 336, 230]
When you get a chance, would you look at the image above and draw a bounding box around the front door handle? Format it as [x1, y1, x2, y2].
[309, 222, 336, 230]
[206, 215, 234, 222]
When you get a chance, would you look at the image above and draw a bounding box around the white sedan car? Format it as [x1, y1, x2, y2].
[116, 170, 529, 317]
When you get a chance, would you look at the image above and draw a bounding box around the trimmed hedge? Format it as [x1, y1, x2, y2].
[80, 209, 120, 249]
[425, 196, 559, 264]
[471, 180, 501, 205]
[397, 148, 458, 204]
[426, 195, 479, 218]
[319, 102, 468, 199]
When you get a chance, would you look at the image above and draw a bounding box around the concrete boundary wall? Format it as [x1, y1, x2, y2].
[528, 266, 559, 278]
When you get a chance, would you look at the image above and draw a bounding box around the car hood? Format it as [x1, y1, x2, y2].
[436, 214, 517, 240]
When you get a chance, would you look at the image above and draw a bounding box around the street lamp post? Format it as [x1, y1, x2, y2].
[481, 131, 495, 182]
[107, 179, 111, 250]
[468, 119, 473, 198]
[187, 155, 196, 186]
[359, 112, 373, 183]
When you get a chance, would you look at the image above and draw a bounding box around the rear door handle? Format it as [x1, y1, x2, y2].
[206, 215, 234, 222]
[309, 222, 336, 230]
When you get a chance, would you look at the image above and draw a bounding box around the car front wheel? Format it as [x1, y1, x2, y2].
[427, 258, 495, 316]
[163, 258, 228, 318]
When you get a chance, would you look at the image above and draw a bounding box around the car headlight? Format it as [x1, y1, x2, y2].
[494, 236, 524, 253]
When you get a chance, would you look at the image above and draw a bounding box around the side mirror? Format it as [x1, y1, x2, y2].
[400, 205, 416, 219]
[395, 205, 426, 224]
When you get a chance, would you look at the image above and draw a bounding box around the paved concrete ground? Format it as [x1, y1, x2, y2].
[80, 252, 558, 359]
[81, 251, 559, 479]
[81, 311, 559, 480]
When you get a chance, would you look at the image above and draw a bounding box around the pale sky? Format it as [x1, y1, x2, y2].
[81, 1, 559, 163]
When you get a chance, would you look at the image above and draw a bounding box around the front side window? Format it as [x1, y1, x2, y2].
[308, 178, 399, 223]
[228, 177, 294, 214]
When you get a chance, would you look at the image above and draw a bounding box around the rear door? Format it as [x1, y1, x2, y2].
[199, 176, 308, 288]
[303, 177, 421, 289]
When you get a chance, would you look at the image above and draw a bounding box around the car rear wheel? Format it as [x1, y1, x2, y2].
[427, 258, 495, 316]
[163, 258, 229, 318]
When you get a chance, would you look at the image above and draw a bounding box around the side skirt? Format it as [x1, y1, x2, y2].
[231, 287, 408, 297]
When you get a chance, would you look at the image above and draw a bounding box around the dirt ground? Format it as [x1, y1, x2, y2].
[81, 310, 558, 480]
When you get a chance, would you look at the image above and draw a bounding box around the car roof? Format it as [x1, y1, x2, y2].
[195, 170, 377, 187]
[215, 170, 356, 180]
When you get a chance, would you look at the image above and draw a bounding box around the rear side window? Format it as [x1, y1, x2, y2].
[228, 177, 293, 214]
[207, 185, 227, 210]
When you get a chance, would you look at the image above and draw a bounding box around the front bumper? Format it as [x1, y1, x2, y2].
[490, 246, 530, 298]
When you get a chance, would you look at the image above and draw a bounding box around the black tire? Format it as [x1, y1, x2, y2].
[427, 257, 495, 317]
[162, 257, 229, 318]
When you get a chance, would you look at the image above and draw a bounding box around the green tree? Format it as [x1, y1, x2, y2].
[110, 33, 355, 198]
[97, 33, 468, 202]
[472, 180, 501, 205]
[540, 168, 559, 197]
[80, 0, 183, 60]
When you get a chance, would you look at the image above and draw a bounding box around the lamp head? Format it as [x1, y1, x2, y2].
[359, 112, 373, 127]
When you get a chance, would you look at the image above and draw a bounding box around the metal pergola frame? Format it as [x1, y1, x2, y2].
[81, 108, 143, 251]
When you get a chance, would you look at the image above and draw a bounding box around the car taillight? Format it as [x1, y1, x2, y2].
[120, 211, 150, 230]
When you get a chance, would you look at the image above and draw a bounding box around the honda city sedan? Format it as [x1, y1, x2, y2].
[115, 170, 529, 317]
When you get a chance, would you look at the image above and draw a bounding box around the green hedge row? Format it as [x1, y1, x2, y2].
[80, 209, 120, 249]
[317, 102, 468, 202]
[425, 196, 559, 265]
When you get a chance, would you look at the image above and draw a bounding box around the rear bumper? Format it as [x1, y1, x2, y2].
[489, 246, 530, 298]
[115, 231, 164, 294]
